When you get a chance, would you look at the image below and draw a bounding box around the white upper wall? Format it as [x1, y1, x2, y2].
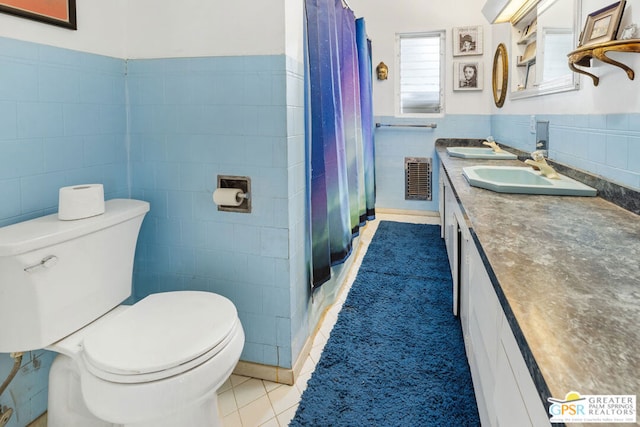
[0, 0, 290, 59]
[0, 0, 127, 57]
[349, 0, 494, 116]
[124, 0, 287, 58]
[285, 0, 304, 63]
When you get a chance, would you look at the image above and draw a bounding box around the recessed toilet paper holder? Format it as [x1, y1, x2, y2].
[216, 175, 251, 213]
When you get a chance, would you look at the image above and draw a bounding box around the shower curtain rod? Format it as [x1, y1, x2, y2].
[375, 123, 438, 129]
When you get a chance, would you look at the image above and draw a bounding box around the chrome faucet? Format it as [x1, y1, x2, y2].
[482, 136, 504, 153]
[524, 151, 559, 179]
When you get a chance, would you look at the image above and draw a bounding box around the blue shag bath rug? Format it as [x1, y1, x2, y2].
[291, 221, 480, 426]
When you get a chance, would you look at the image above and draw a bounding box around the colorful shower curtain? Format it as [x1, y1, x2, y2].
[305, 0, 375, 289]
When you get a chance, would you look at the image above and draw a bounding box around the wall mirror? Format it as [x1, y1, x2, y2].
[493, 43, 508, 107]
[510, 0, 581, 99]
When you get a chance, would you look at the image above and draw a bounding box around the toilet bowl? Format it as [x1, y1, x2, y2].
[0, 199, 245, 427]
[48, 291, 244, 427]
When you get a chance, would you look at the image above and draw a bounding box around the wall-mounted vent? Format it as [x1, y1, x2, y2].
[405, 157, 432, 201]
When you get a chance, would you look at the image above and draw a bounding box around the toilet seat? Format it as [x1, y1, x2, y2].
[81, 291, 239, 384]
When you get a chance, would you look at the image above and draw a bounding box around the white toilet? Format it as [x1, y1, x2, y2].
[0, 199, 244, 427]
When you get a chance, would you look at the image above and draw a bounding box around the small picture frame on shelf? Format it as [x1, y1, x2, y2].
[454, 61, 483, 91]
[578, 0, 626, 47]
[453, 26, 483, 56]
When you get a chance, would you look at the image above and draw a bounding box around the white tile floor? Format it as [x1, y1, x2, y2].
[217, 213, 440, 427]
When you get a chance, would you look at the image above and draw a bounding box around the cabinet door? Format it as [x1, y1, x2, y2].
[459, 221, 471, 347]
[498, 314, 551, 427]
[468, 242, 500, 426]
[439, 164, 445, 238]
[494, 338, 533, 427]
[444, 182, 458, 273]
[443, 182, 463, 315]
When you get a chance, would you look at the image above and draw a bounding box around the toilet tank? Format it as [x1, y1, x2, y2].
[0, 199, 150, 352]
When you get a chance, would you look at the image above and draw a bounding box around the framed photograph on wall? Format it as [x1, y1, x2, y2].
[453, 26, 483, 56]
[0, 0, 77, 30]
[454, 61, 483, 91]
[578, 0, 626, 47]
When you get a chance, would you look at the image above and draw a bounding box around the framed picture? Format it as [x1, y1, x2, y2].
[454, 61, 483, 91]
[0, 0, 77, 30]
[453, 26, 483, 56]
[578, 0, 626, 47]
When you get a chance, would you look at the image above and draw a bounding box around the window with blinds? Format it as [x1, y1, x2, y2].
[398, 32, 445, 115]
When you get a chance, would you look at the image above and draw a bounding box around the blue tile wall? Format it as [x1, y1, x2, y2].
[0, 37, 128, 228]
[492, 114, 640, 190]
[126, 55, 297, 369]
[374, 115, 492, 211]
[0, 36, 127, 427]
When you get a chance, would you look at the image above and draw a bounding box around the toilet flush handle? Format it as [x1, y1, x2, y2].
[24, 255, 58, 273]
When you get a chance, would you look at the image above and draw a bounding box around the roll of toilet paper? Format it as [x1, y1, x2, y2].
[58, 184, 105, 221]
[213, 188, 244, 207]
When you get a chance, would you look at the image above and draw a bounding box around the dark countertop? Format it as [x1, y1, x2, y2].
[436, 140, 640, 412]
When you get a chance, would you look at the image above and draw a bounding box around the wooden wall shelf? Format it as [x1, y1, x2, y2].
[568, 39, 640, 86]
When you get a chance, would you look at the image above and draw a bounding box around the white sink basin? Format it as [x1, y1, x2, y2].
[462, 166, 597, 196]
[447, 147, 517, 160]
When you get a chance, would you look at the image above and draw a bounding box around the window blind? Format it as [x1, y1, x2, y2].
[399, 32, 443, 114]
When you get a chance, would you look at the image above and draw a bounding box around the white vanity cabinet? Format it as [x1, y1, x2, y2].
[495, 310, 552, 427]
[466, 240, 500, 425]
[440, 165, 464, 316]
[439, 164, 446, 239]
[440, 164, 550, 427]
[458, 218, 472, 354]
[440, 165, 457, 272]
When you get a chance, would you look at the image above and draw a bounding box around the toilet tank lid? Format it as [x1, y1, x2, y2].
[0, 199, 150, 257]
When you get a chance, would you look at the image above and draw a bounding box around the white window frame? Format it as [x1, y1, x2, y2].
[395, 30, 446, 117]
